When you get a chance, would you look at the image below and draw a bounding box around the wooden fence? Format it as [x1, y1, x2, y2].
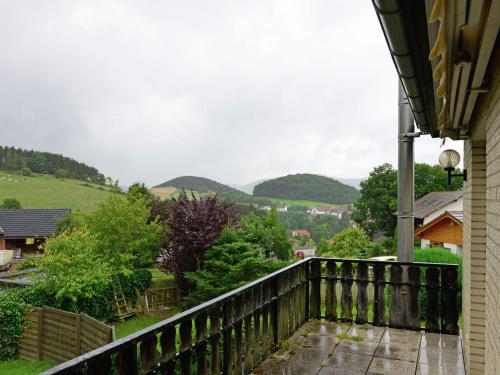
[19, 306, 115, 363]
[145, 279, 180, 311]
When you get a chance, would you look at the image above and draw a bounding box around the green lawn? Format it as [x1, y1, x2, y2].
[259, 196, 338, 208]
[0, 171, 115, 211]
[0, 359, 55, 375]
[114, 312, 178, 339]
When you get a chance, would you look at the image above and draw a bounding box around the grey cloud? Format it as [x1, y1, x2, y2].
[0, 0, 463, 186]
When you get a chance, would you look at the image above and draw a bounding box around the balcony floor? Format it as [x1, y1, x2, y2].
[251, 320, 465, 375]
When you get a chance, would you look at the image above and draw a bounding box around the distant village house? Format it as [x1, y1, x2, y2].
[291, 229, 310, 238]
[416, 211, 463, 256]
[308, 205, 347, 219]
[0, 208, 70, 257]
[294, 246, 316, 259]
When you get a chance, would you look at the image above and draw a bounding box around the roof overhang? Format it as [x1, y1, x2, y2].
[374, 0, 500, 140]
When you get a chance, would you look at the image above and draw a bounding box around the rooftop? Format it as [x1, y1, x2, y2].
[414, 192, 463, 219]
[0, 208, 70, 238]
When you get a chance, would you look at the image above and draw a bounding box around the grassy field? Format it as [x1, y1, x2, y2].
[0, 171, 115, 211]
[0, 359, 55, 375]
[260, 196, 338, 208]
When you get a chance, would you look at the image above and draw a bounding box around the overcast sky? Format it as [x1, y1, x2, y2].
[1, 0, 463, 186]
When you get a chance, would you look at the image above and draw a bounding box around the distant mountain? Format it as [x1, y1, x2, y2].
[153, 176, 261, 204]
[230, 178, 270, 194]
[155, 176, 244, 194]
[253, 173, 360, 204]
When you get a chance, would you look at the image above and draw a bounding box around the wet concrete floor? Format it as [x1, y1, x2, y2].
[252, 320, 465, 375]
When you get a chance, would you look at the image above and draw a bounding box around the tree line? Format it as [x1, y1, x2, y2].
[0, 146, 105, 184]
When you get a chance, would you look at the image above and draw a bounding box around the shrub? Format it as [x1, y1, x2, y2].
[54, 168, 68, 178]
[20, 167, 32, 176]
[414, 247, 462, 319]
[0, 290, 27, 359]
[1, 198, 22, 209]
[184, 227, 289, 306]
[320, 227, 373, 258]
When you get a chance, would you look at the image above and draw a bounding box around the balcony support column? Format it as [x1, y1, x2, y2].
[397, 81, 417, 327]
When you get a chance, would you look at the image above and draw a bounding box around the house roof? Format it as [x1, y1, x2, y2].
[414, 191, 463, 219]
[292, 229, 310, 237]
[0, 209, 70, 239]
[415, 211, 463, 239]
[313, 205, 332, 212]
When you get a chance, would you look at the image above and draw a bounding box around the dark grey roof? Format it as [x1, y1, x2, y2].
[0, 209, 70, 238]
[414, 191, 463, 219]
[448, 211, 464, 222]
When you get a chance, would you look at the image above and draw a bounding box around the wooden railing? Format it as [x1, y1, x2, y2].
[40, 257, 459, 375]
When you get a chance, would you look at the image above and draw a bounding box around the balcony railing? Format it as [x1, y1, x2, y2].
[40, 257, 459, 375]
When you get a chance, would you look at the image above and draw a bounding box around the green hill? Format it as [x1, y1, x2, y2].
[0, 145, 106, 184]
[154, 176, 257, 202]
[155, 176, 242, 194]
[0, 171, 115, 211]
[253, 174, 360, 204]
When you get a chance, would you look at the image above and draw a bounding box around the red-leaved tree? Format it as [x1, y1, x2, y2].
[160, 192, 239, 296]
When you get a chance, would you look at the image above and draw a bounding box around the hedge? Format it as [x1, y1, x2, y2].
[0, 269, 152, 360]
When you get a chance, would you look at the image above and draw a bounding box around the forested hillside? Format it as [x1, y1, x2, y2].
[0, 146, 105, 184]
[154, 175, 264, 203]
[253, 174, 360, 204]
[155, 176, 241, 194]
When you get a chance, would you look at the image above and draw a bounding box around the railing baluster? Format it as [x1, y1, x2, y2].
[425, 267, 440, 331]
[222, 300, 233, 375]
[180, 320, 193, 375]
[195, 312, 208, 375]
[252, 287, 262, 364]
[408, 266, 421, 329]
[442, 267, 459, 334]
[87, 355, 111, 375]
[261, 282, 270, 357]
[293, 268, 301, 331]
[271, 276, 281, 346]
[233, 295, 243, 375]
[355, 262, 369, 324]
[340, 261, 353, 321]
[117, 344, 138, 375]
[325, 260, 337, 321]
[140, 334, 158, 373]
[243, 290, 254, 373]
[160, 325, 176, 375]
[309, 260, 321, 319]
[373, 263, 386, 326]
[389, 264, 404, 327]
[209, 307, 221, 375]
[301, 263, 307, 324]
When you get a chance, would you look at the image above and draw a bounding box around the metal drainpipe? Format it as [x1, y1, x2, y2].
[397, 80, 417, 326]
[397, 81, 416, 262]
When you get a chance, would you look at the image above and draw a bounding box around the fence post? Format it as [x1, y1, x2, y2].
[37, 308, 44, 360]
[75, 314, 81, 355]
